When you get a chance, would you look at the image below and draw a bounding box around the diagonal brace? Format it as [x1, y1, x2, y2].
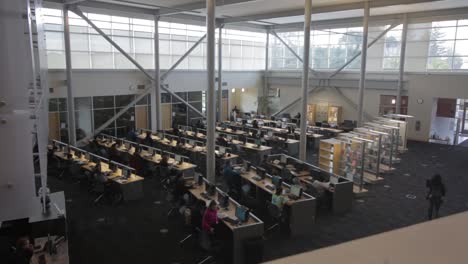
[270, 30, 321, 78]
[70, 6, 206, 139]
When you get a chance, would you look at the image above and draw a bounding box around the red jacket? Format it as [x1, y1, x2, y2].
[202, 208, 218, 232]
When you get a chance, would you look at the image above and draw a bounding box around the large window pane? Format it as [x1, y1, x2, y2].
[94, 109, 115, 135]
[47, 51, 65, 69]
[455, 40, 468, 56]
[93, 96, 114, 108]
[45, 31, 64, 50]
[429, 41, 455, 56]
[115, 95, 134, 107]
[135, 38, 152, 54]
[90, 35, 111, 52]
[91, 52, 113, 69]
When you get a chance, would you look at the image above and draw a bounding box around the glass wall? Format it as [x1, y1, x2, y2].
[42, 8, 266, 70]
[271, 18, 468, 72]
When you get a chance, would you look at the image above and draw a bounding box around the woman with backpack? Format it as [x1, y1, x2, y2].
[426, 174, 446, 220]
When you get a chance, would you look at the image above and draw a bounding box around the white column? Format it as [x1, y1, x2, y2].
[206, 0, 216, 183]
[396, 14, 408, 114]
[299, 0, 312, 161]
[152, 13, 162, 130]
[357, 1, 370, 126]
[63, 6, 76, 145]
[217, 24, 223, 121]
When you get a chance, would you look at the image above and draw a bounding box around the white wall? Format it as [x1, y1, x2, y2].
[270, 70, 468, 142]
[230, 87, 259, 113]
[48, 69, 263, 98]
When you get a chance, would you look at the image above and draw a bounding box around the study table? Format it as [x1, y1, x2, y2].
[96, 138, 197, 176]
[186, 179, 264, 264]
[240, 170, 316, 236]
[54, 150, 144, 201]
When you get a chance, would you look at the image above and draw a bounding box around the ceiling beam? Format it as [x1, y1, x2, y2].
[159, 0, 259, 16]
[223, 0, 440, 24]
[270, 7, 468, 31]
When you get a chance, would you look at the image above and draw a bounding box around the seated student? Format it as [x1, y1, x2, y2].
[160, 154, 170, 168]
[217, 134, 229, 147]
[93, 163, 108, 184]
[14, 236, 34, 264]
[109, 143, 121, 163]
[271, 187, 288, 211]
[127, 128, 138, 142]
[252, 119, 259, 129]
[129, 151, 145, 175]
[173, 172, 189, 204]
[223, 162, 241, 194]
[294, 112, 301, 119]
[173, 124, 180, 137]
[202, 200, 219, 234]
[144, 132, 153, 147]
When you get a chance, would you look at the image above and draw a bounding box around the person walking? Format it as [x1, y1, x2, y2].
[426, 174, 446, 220]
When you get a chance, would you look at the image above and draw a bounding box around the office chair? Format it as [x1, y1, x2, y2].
[264, 202, 282, 237]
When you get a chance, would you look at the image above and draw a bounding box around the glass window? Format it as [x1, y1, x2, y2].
[137, 94, 149, 105]
[173, 92, 187, 103]
[115, 95, 135, 107]
[49, 98, 59, 112]
[93, 96, 114, 109]
[58, 98, 67, 112]
[161, 93, 171, 103]
[93, 109, 115, 130]
[188, 91, 202, 101]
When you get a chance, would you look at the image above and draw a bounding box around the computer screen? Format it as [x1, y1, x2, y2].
[205, 182, 216, 196]
[235, 206, 249, 222]
[189, 140, 195, 146]
[175, 154, 182, 163]
[109, 161, 117, 172]
[255, 139, 262, 146]
[281, 123, 287, 129]
[236, 118, 242, 122]
[267, 131, 273, 137]
[146, 148, 153, 155]
[63, 145, 69, 154]
[290, 185, 302, 197]
[257, 167, 266, 179]
[219, 147, 226, 155]
[226, 135, 232, 141]
[124, 142, 130, 149]
[122, 168, 129, 178]
[84, 153, 90, 161]
[217, 192, 229, 208]
[272, 176, 282, 188]
[243, 160, 251, 171]
[280, 155, 287, 164]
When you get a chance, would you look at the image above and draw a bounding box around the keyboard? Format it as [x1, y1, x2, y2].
[223, 216, 239, 225]
[265, 184, 275, 191]
[252, 175, 262, 181]
[201, 192, 211, 200]
[288, 194, 300, 200]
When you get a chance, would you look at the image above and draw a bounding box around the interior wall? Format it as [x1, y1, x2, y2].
[48, 69, 263, 97]
[230, 88, 259, 114]
[270, 71, 468, 142]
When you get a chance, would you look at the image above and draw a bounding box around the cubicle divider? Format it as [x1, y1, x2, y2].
[52, 139, 136, 175]
[267, 153, 354, 214]
[98, 133, 190, 164]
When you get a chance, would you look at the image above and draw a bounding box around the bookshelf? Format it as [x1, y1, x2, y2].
[319, 138, 342, 174]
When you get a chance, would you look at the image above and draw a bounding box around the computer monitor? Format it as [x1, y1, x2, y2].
[157, 132, 163, 139]
[272, 175, 282, 189]
[85, 153, 90, 161]
[280, 155, 287, 164]
[235, 206, 249, 223]
[243, 160, 251, 171]
[217, 192, 229, 209]
[267, 131, 273, 137]
[144, 147, 152, 155]
[109, 161, 117, 172]
[219, 146, 226, 155]
[290, 185, 302, 197]
[205, 182, 216, 196]
[236, 118, 242, 122]
[189, 140, 195, 146]
[175, 154, 182, 163]
[63, 145, 69, 154]
[255, 139, 262, 146]
[194, 174, 204, 185]
[281, 123, 287, 129]
[124, 142, 130, 149]
[122, 168, 130, 178]
[257, 167, 266, 179]
[226, 135, 232, 141]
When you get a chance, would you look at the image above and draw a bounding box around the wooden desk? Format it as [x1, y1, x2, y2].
[216, 126, 247, 136]
[240, 170, 315, 236]
[187, 181, 264, 264]
[54, 150, 144, 200]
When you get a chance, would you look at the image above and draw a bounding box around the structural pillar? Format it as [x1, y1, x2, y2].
[217, 24, 223, 122]
[357, 1, 370, 126]
[264, 29, 270, 112]
[396, 14, 408, 114]
[152, 13, 162, 130]
[206, 0, 216, 183]
[63, 5, 76, 145]
[299, 0, 311, 161]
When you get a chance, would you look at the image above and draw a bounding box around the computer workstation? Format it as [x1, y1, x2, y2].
[185, 176, 264, 264]
[239, 164, 315, 236]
